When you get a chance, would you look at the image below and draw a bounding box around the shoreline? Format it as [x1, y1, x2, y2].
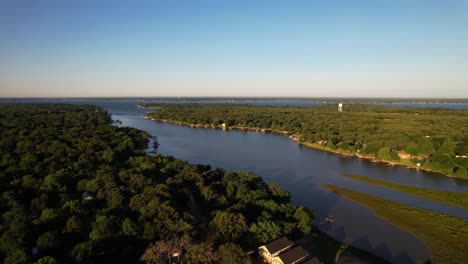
[143, 116, 459, 179]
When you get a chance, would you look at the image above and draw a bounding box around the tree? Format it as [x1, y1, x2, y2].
[63, 200, 84, 215]
[249, 220, 281, 244]
[268, 183, 291, 203]
[293, 206, 314, 234]
[141, 236, 191, 264]
[106, 188, 124, 209]
[34, 208, 61, 224]
[377, 147, 391, 161]
[0, 230, 23, 255]
[30, 194, 48, 212]
[102, 148, 115, 163]
[218, 243, 251, 264]
[64, 216, 82, 233]
[184, 240, 218, 264]
[210, 211, 248, 242]
[4, 249, 29, 264]
[140, 241, 168, 264]
[122, 218, 138, 236]
[89, 215, 118, 241]
[34, 256, 58, 264]
[37, 231, 60, 249]
[71, 242, 94, 263]
[405, 144, 419, 156]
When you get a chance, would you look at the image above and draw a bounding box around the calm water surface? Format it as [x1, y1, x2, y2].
[3, 99, 468, 263]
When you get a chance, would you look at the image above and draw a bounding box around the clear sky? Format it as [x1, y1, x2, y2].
[1, 0, 467, 98]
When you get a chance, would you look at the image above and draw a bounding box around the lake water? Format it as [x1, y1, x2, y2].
[2, 98, 468, 263]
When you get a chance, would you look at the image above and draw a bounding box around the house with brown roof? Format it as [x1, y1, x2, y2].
[258, 236, 294, 263]
[272, 246, 310, 264]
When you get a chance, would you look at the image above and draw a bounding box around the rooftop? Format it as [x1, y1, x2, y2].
[264, 236, 294, 254]
[276, 246, 310, 264]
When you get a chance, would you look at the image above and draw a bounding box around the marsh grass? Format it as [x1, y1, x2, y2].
[342, 173, 468, 209]
[324, 184, 468, 264]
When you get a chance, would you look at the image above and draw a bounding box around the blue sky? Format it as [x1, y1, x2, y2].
[1, 0, 467, 97]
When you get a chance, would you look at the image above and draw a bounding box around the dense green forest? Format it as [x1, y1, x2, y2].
[0, 104, 316, 264]
[146, 104, 468, 178]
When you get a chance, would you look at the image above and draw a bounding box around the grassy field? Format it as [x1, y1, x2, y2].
[341, 174, 468, 209]
[323, 184, 468, 264]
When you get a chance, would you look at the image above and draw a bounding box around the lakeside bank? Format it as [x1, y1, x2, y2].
[143, 116, 458, 179]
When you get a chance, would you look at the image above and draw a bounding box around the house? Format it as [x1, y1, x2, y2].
[258, 236, 294, 262]
[272, 246, 310, 264]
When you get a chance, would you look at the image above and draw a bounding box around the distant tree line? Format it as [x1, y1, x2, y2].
[146, 104, 468, 178]
[0, 104, 314, 264]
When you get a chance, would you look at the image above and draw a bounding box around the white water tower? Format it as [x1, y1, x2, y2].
[338, 103, 343, 112]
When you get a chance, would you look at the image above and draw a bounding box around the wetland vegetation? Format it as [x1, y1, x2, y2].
[324, 184, 468, 264]
[341, 174, 468, 209]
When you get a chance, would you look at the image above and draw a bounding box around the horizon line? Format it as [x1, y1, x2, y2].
[1, 96, 467, 101]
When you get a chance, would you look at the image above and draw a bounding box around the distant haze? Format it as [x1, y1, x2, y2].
[1, 1, 467, 98]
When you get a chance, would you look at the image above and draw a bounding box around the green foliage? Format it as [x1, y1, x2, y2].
[122, 218, 138, 236]
[0, 104, 314, 263]
[63, 200, 84, 215]
[249, 220, 282, 244]
[405, 144, 419, 156]
[377, 147, 391, 160]
[89, 215, 119, 241]
[34, 208, 61, 224]
[183, 241, 218, 264]
[293, 206, 314, 234]
[71, 242, 94, 263]
[37, 232, 60, 249]
[4, 249, 29, 264]
[218, 243, 252, 264]
[210, 212, 248, 242]
[64, 216, 82, 233]
[34, 256, 58, 264]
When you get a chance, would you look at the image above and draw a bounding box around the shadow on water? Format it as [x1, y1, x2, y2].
[321, 219, 422, 264]
[352, 236, 414, 264]
[317, 188, 431, 264]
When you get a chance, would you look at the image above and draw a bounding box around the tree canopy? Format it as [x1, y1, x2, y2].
[0, 104, 314, 263]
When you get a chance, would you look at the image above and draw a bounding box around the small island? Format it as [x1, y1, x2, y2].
[144, 104, 468, 179]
